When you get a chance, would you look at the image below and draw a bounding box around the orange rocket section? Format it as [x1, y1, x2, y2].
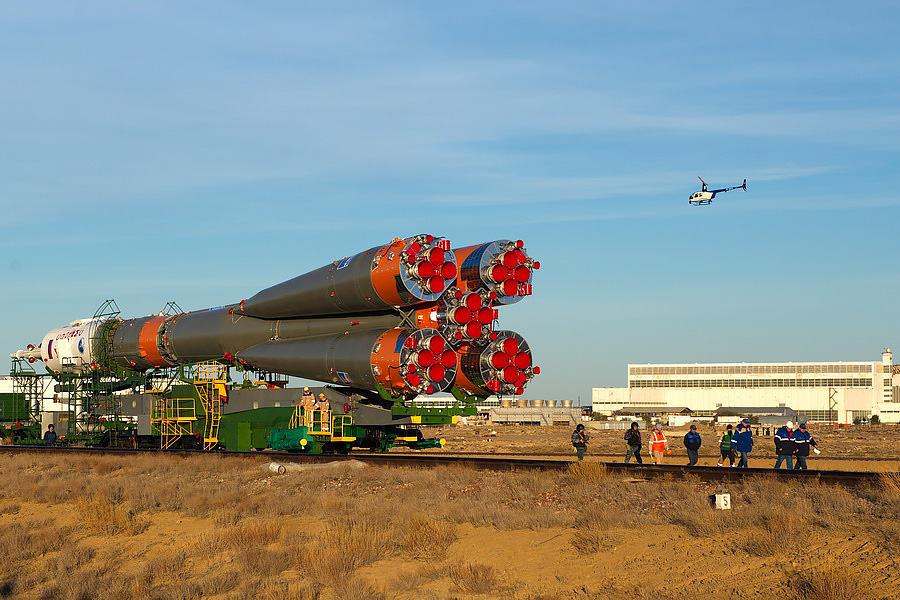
[138, 315, 172, 368]
[371, 328, 458, 396]
[370, 235, 458, 306]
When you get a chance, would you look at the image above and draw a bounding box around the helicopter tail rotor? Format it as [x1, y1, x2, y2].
[741, 179, 747, 191]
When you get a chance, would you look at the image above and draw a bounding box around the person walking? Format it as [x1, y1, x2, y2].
[571, 424, 589, 461]
[718, 424, 736, 467]
[732, 418, 754, 468]
[649, 423, 669, 464]
[792, 423, 818, 470]
[623, 421, 643, 464]
[773, 420, 796, 469]
[683, 424, 702, 466]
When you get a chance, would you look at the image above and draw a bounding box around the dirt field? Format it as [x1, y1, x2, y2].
[1, 450, 899, 600]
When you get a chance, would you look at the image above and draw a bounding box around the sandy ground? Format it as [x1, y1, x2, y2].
[3, 476, 898, 600]
[1, 424, 899, 599]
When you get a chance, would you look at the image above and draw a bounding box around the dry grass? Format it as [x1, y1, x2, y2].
[449, 561, 499, 594]
[77, 494, 150, 536]
[218, 521, 284, 548]
[571, 528, 615, 554]
[331, 576, 387, 600]
[567, 461, 607, 481]
[880, 473, 900, 500]
[251, 580, 323, 600]
[234, 547, 292, 577]
[0, 450, 898, 599]
[298, 512, 394, 585]
[399, 516, 459, 560]
[0, 501, 20, 515]
[788, 565, 875, 600]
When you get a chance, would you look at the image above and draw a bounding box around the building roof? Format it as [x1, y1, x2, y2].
[618, 406, 693, 414]
[713, 406, 795, 416]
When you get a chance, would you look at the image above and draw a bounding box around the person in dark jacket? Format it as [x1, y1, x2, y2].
[572, 424, 589, 461]
[731, 418, 754, 468]
[773, 421, 795, 469]
[718, 424, 736, 467]
[683, 424, 702, 466]
[624, 421, 643, 464]
[792, 423, 818, 470]
[43, 424, 57, 446]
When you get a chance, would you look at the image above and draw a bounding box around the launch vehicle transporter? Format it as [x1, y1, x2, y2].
[0, 235, 539, 453]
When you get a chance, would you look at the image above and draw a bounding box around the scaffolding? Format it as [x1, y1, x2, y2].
[151, 396, 197, 450]
[11, 358, 44, 423]
[146, 367, 185, 450]
[193, 361, 227, 450]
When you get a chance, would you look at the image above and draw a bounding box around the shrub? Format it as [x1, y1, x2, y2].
[77, 494, 149, 536]
[571, 528, 614, 555]
[332, 577, 387, 600]
[399, 517, 458, 561]
[449, 562, 498, 594]
[219, 522, 284, 548]
[299, 512, 394, 584]
[788, 565, 874, 600]
[235, 547, 292, 577]
[567, 461, 607, 482]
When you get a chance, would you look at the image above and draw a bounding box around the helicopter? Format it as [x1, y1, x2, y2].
[689, 177, 747, 205]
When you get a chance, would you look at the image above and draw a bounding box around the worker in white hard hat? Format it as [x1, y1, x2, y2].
[315, 393, 331, 432]
[300, 387, 315, 425]
[773, 420, 796, 469]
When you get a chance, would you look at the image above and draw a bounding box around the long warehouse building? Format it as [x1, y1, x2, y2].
[593, 348, 900, 424]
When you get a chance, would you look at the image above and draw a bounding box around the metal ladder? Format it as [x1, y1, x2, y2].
[193, 362, 227, 450]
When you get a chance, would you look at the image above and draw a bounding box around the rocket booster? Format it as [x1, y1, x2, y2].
[239, 234, 458, 319]
[11, 235, 539, 398]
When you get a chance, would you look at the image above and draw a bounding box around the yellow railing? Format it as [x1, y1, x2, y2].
[193, 361, 227, 450]
[289, 405, 306, 429]
[151, 397, 197, 449]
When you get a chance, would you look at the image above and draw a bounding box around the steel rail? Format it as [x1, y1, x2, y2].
[0, 445, 891, 486]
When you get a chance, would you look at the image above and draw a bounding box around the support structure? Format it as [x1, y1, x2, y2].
[193, 361, 226, 450]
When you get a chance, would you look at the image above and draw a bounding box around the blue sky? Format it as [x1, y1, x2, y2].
[2, 2, 899, 403]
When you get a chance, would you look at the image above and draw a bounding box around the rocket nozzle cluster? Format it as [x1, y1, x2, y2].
[402, 237, 458, 297]
[456, 331, 537, 397]
[400, 331, 458, 395]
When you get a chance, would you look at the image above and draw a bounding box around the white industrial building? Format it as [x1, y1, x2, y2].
[593, 349, 900, 424]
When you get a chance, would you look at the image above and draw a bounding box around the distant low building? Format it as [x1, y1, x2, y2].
[592, 349, 900, 424]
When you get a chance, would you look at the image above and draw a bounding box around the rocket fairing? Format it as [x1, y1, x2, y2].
[10, 235, 539, 398]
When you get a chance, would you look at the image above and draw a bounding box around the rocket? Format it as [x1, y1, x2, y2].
[10, 235, 540, 398]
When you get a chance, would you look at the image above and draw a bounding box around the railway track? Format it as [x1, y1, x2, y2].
[0, 444, 892, 486]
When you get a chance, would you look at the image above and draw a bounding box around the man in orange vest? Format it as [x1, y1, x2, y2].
[649, 423, 669, 464]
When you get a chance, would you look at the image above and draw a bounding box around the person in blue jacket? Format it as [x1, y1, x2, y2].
[731, 418, 754, 468]
[773, 421, 796, 469]
[683, 424, 702, 466]
[792, 423, 818, 470]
